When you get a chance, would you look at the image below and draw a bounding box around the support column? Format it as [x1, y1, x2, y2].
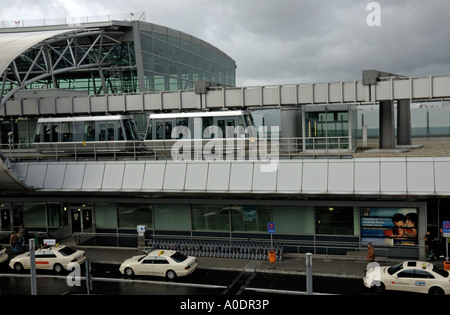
[397, 100, 412, 146]
[379, 100, 396, 149]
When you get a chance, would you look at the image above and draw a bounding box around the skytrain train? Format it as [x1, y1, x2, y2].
[33, 115, 141, 153]
[143, 110, 257, 153]
[32, 110, 258, 157]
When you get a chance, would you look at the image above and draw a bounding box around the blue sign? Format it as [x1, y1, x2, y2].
[443, 221, 450, 237]
[267, 222, 275, 234]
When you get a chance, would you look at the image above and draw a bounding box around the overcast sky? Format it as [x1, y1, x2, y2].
[1, 0, 450, 87]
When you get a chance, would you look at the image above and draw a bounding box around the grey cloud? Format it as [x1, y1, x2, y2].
[2, 0, 450, 86]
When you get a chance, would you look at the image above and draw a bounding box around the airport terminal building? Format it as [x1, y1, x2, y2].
[0, 15, 449, 261]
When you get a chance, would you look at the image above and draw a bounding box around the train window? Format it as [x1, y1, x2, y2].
[174, 118, 189, 139]
[61, 122, 72, 142]
[145, 121, 153, 140]
[44, 123, 59, 142]
[176, 118, 188, 127]
[244, 114, 254, 128]
[34, 124, 42, 143]
[226, 119, 236, 138]
[123, 119, 140, 141]
[164, 121, 173, 139]
[98, 122, 115, 141]
[118, 124, 124, 140]
[155, 121, 164, 140]
[84, 121, 95, 141]
[217, 119, 225, 138]
[73, 121, 84, 142]
[202, 117, 214, 139]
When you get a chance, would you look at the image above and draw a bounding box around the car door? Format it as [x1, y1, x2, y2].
[140, 256, 156, 275]
[393, 269, 416, 293]
[412, 269, 435, 294]
[35, 251, 52, 270]
[153, 256, 170, 276]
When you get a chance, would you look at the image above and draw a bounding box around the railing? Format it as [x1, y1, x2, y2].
[1, 136, 353, 162]
[67, 232, 420, 261]
[0, 12, 146, 28]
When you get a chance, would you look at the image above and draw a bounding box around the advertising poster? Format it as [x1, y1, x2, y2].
[361, 208, 418, 247]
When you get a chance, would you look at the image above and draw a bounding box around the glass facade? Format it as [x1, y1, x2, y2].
[1, 201, 360, 238]
[2, 21, 236, 98]
[138, 23, 236, 91]
[303, 106, 358, 151]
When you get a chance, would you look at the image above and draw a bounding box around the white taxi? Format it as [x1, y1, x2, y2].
[119, 250, 197, 279]
[0, 245, 8, 264]
[364, 260, 450, 295]
[9, 244, 86, 273]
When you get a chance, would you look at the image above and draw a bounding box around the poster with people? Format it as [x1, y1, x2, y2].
[361, 208, 418, 246]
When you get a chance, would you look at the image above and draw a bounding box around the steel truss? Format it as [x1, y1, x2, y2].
[0, 28, 126, 108]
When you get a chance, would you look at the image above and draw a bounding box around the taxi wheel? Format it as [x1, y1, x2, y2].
[428, 286, 444, 295]
[371, 282, 385, 294]
[124, 267, 134, 277]
[13, 262, 24, 272]
[53, 263, 64, 273]
[166, 269, 177, 280]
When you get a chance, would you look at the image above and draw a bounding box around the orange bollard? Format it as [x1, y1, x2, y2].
[268, 250, 276, 263]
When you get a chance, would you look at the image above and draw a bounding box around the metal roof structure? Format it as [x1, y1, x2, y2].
[0, 26, 129, 108]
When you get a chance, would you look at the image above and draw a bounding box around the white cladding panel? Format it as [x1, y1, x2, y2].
[11, 157, 450, 196]
[63, 164, 85, 189]
[353, 159, 380, 194]
[102, 163, 124, 190]
[163, 162, 186, 190]
[406, 159, 435, 194]
[142, 163, 165, 190]
[206, 162, 230, 191]
[185, 163, 208, 190]
[82, 164, 105, 190]
[328, 161, 354, 193]
[276, 161, 302, 192]
[380, 159, 407, 194]
[122, 163, 145, 190]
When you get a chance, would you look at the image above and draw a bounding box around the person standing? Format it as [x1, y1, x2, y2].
[9, 231, 19, 254]
[18, 224, 26, 250]
[367, 242, 375, 262]
[425, 231, 436, 260]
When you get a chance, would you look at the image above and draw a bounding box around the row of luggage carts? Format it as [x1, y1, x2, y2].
[144, 238, 284, 261]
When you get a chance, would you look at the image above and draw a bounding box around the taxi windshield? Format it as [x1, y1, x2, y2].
[170, 252, 188, 263]
[387, 262, 404, 275]
[433, 265, 449, 278]
[58, 246, 77, 256]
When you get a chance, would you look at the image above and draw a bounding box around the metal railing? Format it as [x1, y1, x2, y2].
[67, 232, 421, 261]
[0, 12, 146, 28]
[1, 136, 353, 162]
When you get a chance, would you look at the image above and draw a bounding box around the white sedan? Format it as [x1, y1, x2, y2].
[9, 244, 86, 273]
[364, 260, 450, 295]
[119, 250, 198, 279]
[0, 245, 8, 264]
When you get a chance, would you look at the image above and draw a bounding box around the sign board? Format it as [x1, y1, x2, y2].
[137, 225, 147, 236]
[43, 239, 56, 246]
[267, 222, 275, 234]
[443, 221, 450, 237]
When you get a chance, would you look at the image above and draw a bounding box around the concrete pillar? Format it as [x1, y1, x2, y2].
[397, 100, 412, 146]
[379, 100, 395, 149]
